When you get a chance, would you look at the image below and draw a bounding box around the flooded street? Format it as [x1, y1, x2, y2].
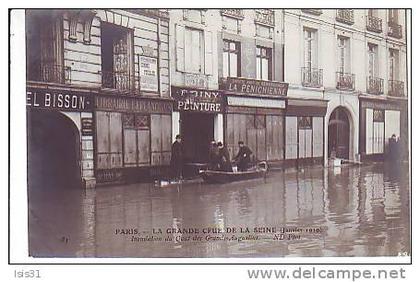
[28, 163, 410, 258]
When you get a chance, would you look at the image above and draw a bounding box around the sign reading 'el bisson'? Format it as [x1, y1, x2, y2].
[26, 88, 94, 111]
[171, 86, 223, 113]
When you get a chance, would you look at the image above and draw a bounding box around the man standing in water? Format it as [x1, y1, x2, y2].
[170, 134, 183, 181]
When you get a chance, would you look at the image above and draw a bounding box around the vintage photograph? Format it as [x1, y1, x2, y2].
[24, 8, 410, 258]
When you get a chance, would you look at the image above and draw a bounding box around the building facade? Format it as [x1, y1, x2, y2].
[26, 9, 409, 189]
[284, 9, 408, 165]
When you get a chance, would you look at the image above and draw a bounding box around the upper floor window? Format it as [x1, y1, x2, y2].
[223, 40, 241, 78]
[389, 49, 399, 80]
[337, 36, 351, 73]
[256, 46, 272, 80]
[388, 9, 399, 24]
[101, 22, 134, 91]
[368, 43, 378, 77]
[303, 28, 317, 69]
[184, 27, 205, 74]
[221, 9, 244, 34]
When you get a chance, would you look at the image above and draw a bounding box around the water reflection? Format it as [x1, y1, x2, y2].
[28, 163, 410, 258]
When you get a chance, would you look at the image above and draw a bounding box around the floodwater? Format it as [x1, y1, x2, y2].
[28, 162, 410, 258]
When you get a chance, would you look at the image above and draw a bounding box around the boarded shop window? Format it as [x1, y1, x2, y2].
[123, 114, 150, 167]
[151, 114, 172, 165]
[256, 46, 272, 80]
[96, 111, 123, 169]
[298, 117, 313, 158]
[366, 109, 385, 154]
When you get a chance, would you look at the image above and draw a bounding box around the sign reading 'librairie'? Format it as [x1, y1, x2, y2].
[171, 86, 223, 113]
[95, 95, 172, 113]
[220, 77, 288, 97]
[26, 88, 94, 111]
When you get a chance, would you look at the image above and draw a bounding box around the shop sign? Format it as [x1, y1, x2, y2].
[81, 118, 94, 136]
[26, 88, 94, 111]
[95, 95, 173, 114]
[139, 55, 158, 92]
[220, 77, 288, 97]
[227, 96, 285, 109]
[171, 86, 223, 113]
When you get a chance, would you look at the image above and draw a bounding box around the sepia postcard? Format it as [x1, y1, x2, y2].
[12, 8, 411, 262]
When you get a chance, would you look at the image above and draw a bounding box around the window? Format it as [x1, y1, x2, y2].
[184, 27, 205, 73]
[122, 114, 151, 167]
[388, 9, 399, 23]
[337, 36, 350, 73]
[256, 46, 272, 80]
[304, 28, 317, 69]
[389, 49, 399, 80]
[223, 40, 240, 77]
[298, 117, 313, 129]
[368, 43, 378, 77]
[101, 23, 133, 91]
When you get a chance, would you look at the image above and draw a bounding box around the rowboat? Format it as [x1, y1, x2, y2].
[199, 161, 268, 184]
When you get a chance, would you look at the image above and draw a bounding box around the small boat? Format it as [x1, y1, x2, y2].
[199, 161, 268, 184]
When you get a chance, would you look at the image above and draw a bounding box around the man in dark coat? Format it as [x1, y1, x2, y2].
[217, 142, 233, 172]
[170, 134, 183, 180]
[233, 141, 253, 171]
[208, 140, 219, 170]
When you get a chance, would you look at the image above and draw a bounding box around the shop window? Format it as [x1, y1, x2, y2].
[298, 116, 313, 159]
[122, 114, 151, 167]
[101, 22, 134, 91]
[256, 46, 272, 80]
[96, 111, 123, 169]
[367, 109, 385, 154]
[223, 40, 241, 78]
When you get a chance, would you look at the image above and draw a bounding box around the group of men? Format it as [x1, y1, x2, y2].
[170, 135, 253, 180]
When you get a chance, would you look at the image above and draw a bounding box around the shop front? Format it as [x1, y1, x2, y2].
[171, 86, 224, 164]
[284, 98, 328, 167]
[26, 86, 96, 189]
[94, 94, 173, 184]
[219, 77, 288, 166]
[359, 96, 408, 162]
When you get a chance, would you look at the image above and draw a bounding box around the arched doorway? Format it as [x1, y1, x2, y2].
[27, 110, 81, 190]
[328, 107, 350, 159]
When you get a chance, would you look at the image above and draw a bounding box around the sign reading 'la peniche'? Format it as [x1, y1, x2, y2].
[220, 77, 288, 97]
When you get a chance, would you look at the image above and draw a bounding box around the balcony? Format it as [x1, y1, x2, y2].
[366, 77, 384, 95]
[388, 21, 403, 39]
[388, 80, 405, 97]
[336, 9, 354, 25]
[336, 72, 355, 91]
[301, 9, 323, 16]
[101, 71, 138, 93]
[27, 64, 71, 84]
[366, 15, 383, 33]
[301, 67, 323, 88]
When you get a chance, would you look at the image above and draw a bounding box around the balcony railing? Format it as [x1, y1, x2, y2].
[301, 9, 323, 16]
[336, 9, 354, 25]
[101, 71, 138, 93]
[301, 67, 323, 88]
[388, 80, 405, 97]
[27, 64, 71, 84]
[366, 76, 384, 95]
[336, 72, 355, 91]
[366, 15, 383, 33]
[388, 21, 403, 39]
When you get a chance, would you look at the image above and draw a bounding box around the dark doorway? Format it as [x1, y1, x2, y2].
[27, 110, 81, 190]
[181, 112, 214, 163]
[328, 107, 350, 159]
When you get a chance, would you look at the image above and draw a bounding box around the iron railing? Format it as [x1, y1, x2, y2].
[388, 21, 403, 39]
[101, 71, 138, 92]
[336, 9, 354, 25]
[336, 72, 355, 91]
[366, 76, 384, 95]
[366, 15, 383, 33]
[27, 64, 71, 84]
[301, 67, 323, 88]
[388, 80, 405, 97]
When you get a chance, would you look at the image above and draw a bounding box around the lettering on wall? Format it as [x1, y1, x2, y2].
[220, 77, 288, 97]
[171, 86, 223, 113]
[26, 88, 94, 111]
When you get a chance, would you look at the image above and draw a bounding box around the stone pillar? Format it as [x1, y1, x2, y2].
[172, 111, 180, 142]
[214, 113, 224, 143]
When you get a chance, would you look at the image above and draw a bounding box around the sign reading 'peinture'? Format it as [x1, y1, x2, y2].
[220, 77, 288, 97]
[171, 86, 223, 113]
[26, 88, 94, 111]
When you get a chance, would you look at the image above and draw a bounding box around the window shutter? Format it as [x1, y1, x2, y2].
[204, 30, 213, 75]
[175, 24, 185, 72]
